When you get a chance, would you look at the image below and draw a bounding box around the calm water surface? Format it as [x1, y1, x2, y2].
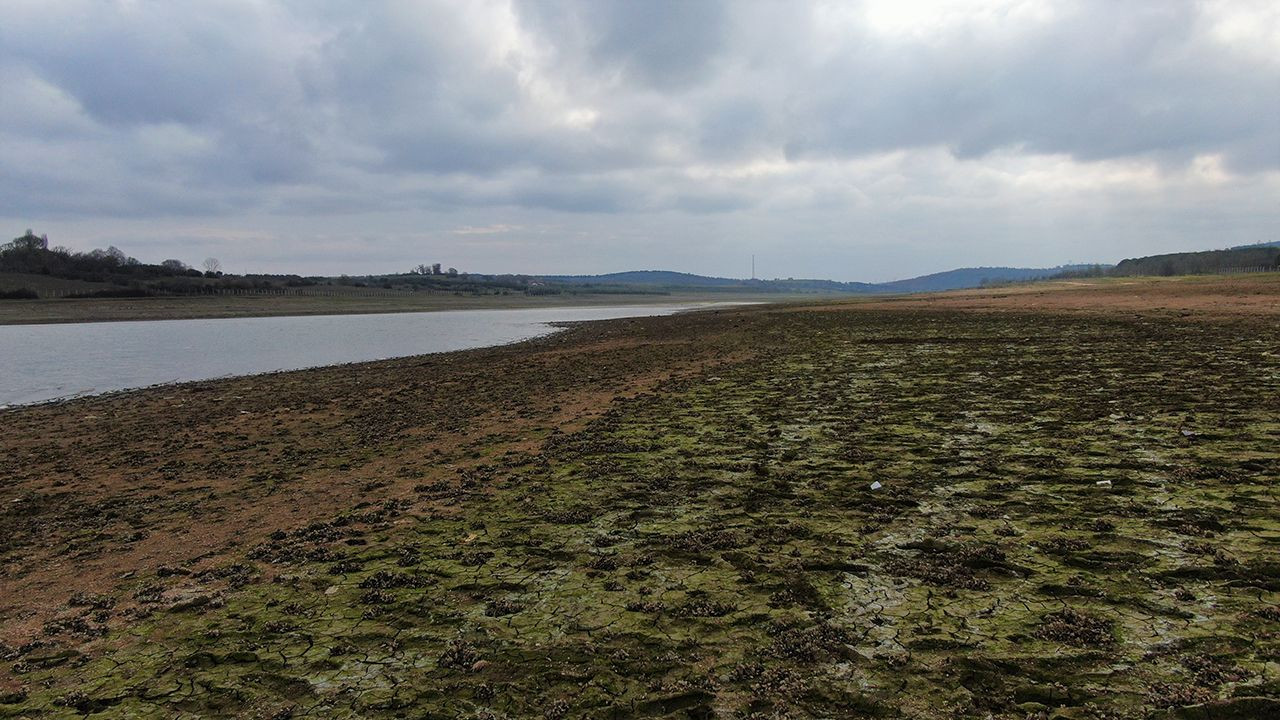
[0, 303, 734, 406]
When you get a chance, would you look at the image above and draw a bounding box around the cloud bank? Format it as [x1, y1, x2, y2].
[1, 0, 1277, 279]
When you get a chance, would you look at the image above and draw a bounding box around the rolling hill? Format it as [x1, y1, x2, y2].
[542, 266, 1075, 294]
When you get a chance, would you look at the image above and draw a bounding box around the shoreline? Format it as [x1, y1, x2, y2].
[0, 290, 809, 326]
[0, 300, 770, 408]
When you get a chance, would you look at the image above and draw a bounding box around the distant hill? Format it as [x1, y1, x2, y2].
[1112, 246, 1279, 276]
[545, 270, 780, 288]
[873, 266, 1072, 293]
[542, 266, 1074, 294]
[541, 270, 876, 293]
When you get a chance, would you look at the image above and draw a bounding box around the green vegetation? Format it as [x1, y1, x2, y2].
[1062, 245, 1280, 279]
[0, 231, 216, 292]
[1114, 245, 1279, 276]
[2, 306, 1276, 718]
[0, 230, 663, 301]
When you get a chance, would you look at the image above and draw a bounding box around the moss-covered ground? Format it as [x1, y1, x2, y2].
[2, 304, 1278, 718]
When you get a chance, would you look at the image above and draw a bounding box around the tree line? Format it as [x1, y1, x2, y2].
[1056, 245, 1280, 279]
[0, 230, 626, 300]
[1, 230, 223, 283]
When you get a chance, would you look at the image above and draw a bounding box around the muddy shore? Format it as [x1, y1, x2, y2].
[0, 290, 798, 326]
[1, 278, 1277, 718]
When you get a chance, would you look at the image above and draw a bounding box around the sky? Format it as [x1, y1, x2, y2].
[1, 0, 1277, 282]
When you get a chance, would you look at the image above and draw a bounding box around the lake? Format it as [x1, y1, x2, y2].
[0, 303, 735, 407]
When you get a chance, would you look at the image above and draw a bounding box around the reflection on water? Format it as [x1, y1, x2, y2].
[0, 304, 733, 406]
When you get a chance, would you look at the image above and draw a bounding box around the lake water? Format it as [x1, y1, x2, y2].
[0, 303, 733, 407]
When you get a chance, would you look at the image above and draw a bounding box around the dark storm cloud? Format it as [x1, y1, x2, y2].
[0, 0, 1276, 279]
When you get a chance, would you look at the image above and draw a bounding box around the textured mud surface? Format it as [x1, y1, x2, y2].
[1, 293, 1278, 718]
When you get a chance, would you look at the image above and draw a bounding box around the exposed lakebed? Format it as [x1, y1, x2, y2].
[0, 302, 741, 406]
[2, 304, 1276, 717]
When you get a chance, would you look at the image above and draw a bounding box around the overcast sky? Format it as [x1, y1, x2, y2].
[1, 0, 1277, 281]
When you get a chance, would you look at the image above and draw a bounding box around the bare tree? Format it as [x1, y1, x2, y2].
[202, 257, 222, 274]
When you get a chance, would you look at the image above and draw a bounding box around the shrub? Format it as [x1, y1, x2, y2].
[66, 288, 154, 299]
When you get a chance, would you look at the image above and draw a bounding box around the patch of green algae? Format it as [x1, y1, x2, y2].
[5, 311, 1279, 718]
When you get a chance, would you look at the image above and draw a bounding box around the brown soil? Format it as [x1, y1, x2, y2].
[832, 273, 1280, 318]
[0, 311, 757, 646]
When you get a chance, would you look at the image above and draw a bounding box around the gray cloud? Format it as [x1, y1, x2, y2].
[515, 0, 730, 90]
[0, 0, 1276, 280]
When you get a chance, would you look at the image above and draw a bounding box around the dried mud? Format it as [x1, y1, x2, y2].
[1, 280, 1278, 719]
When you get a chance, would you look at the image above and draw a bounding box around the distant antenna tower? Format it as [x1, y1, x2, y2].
[751, 254, 755, 280]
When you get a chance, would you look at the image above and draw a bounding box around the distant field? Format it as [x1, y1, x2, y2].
[838, 272, 1280, 318]
[0, 289, 800, 325]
